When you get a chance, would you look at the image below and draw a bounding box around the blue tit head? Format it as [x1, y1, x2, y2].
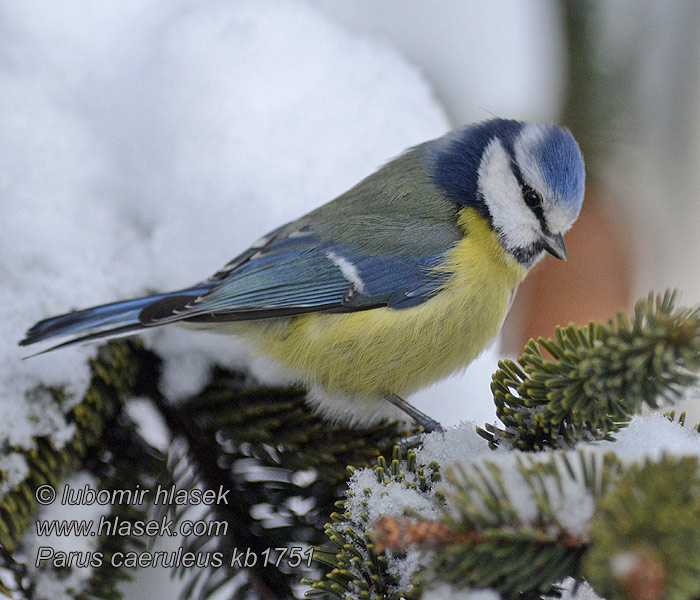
[424, 118, 585, 267]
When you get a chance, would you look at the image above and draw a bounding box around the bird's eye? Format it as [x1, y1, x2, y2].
[522, 187, 542, 209]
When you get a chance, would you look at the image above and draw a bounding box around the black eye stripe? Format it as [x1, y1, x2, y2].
[521, 186, 549, 233]
[507, 149, 550, 233]
[531, 203, 548, 233]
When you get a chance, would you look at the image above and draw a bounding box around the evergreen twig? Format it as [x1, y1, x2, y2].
[303, 447, 443, 600]
[584, 456, 700, 600]
[1, 341, 141, 597]
[479, 291, 700, 450]
[365, 452, 700, 600]
[137, 358, 409, 600]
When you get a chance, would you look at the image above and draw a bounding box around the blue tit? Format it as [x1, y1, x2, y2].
[21, 118, 585, 431]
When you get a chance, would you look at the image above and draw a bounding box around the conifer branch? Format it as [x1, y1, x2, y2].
[140, 359, 408, 599]
[0, 341, 141, 597]
[3, 338, 407, 600]
[480, 291, 700, 450]
[75, 416, 171, 600]
[584, 456, 700, 600]
[145, 361, 292, 600]
[303, 447, 442, 600]
[7, 291, 700, 600]
[341, 451, 700, 600]
[409, 451, 620, 598]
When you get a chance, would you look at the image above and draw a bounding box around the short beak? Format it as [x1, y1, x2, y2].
[542, 232, 567, 261]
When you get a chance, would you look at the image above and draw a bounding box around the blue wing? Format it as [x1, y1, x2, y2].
[141, 218, 459, 324]
[21, 221, 457, 352]
[21, 147, 464, 351]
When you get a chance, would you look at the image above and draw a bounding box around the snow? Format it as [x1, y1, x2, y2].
[342, 415, 700, 597]
[0, 4, 455, 593]
[416, 421, 496, 466]
[2, 0, 449, 452]
[3, 2, 700, 598]
[340, 459, 446, 595]
[385, 548, 422, 594]
[417, 424, 598, 535]
[125, 397, 172, 452]
[596, 412, 700, 460]
[0, 452, 29, 496]
[346, 468, 443, 526]
[538, 456, 597, 537]
[0, 387, 76, 450]
[559, 579, 605, 600]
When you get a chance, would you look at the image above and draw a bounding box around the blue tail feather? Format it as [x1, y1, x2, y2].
[20, 285, 211, 349]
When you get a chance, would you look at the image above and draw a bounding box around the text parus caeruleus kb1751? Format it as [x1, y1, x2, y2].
[21, 118, 585, 431]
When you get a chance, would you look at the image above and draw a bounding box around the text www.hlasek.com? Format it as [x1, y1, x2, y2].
[34, 483, 313, 569]
[36, 514, 227, 538]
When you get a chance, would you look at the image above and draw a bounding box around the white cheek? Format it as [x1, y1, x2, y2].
[478, 139, 540, 249]
[547, 203, 577, 234]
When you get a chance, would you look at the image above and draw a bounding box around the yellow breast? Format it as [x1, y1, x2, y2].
[237, 208, 528, 398]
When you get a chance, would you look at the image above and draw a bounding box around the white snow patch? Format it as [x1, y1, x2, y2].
[0, 453, 29, 495]
[339, 459, 446, 594]
[125, 397, 171, 452]
[0, 388, 76, 450]
[423, 584, 501, 600]
[416, 422, 495, 467]
[345, 468, 442, 527]
[4, 0, 448, 450]
[559, 578, 605, 600]
[593, 413, 700, 461]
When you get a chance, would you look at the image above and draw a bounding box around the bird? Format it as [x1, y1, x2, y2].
[20, 118, 585, 432]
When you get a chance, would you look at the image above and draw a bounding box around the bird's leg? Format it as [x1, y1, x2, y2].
[384, 393, 444, 434]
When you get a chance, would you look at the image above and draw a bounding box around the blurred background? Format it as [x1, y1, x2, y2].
[271, 0, 700, 421]
[312, 0, 700, 347]
[312, 0, 700, 420]
[7, 0, 700, 409]
[4, 1, 700, 596]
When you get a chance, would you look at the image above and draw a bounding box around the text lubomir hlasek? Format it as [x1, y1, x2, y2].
[60, 483, 230, 506]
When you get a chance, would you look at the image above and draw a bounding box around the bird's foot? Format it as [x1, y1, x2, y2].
[384, 393, 444, 434]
